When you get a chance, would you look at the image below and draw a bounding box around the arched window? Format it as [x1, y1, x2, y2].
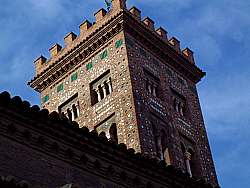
[90, 70, 112, 105]
[67, 108, 72, 121]
[109, 123, 118, 144]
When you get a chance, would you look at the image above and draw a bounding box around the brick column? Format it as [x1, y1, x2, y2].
[95, 87, 102, 102]
[101, 84, 107, 98]
[107, 79, 112, 94]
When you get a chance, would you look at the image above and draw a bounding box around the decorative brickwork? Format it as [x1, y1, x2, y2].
[28, 0, 218, 186]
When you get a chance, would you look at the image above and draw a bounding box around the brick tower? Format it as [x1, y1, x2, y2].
[29, 0, 218, 186]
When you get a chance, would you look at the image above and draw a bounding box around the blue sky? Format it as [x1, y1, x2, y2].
[0, 0, 249, 187]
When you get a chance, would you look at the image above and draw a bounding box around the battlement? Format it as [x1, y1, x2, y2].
[64, 32, 77, 46]
[33, 0, 196, 77]
[33, 55, 47, 76]
[129, 6, 141, 20]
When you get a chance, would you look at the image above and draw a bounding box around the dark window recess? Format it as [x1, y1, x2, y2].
[90, 70, 113, 105]
[95, 114, 118, 143]
[144, 69, 161, 98]
[58, 93, 80, 121]
[109, 123, 118, 143]
[72, 104, 78, 119]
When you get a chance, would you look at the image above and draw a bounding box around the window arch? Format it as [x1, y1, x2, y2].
[90, 70, 113, 105]
[58, 93, 80, 121]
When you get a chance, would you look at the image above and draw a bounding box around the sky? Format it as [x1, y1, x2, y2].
[0, 0, 249, 187]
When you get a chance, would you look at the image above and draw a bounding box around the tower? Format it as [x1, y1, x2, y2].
[28, 0, 218, 186]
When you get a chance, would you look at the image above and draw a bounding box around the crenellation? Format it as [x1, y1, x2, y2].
[169, 37, 181, 52]
[94, 8, 107, 23]
[129, 6, 141, 21]
[143, 17, 155, 30]
[156, 27, 168, 40]
[49, 43, 62, 58]
[79, 20, 92, 36]
[182, 48, 195, 64]
[34, 55, 47, 76]
[64, 32, 77, 46]
[111, 0, 127, 11]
